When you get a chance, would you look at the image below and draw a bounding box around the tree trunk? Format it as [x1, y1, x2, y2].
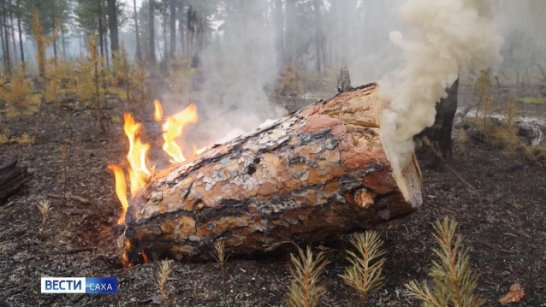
[186, 5, 194, 55]
[162, 4, 168, 64]
[417, 79, 459, 161]
[177, 0, 185, 55]
[9, 0, 17, 67]
[52, 38, 58, 66]
[121, 84, 423, 264]
[61, 27, 66, 60]
[17, 0, 24, 69]
[107, 0, 119, 58]
[97, 0, 105, 65]
[132, 0, 141, 62]
[0, 160, 30, 204]
[313, 0, 325, 73]
[31, 11, 45, 77]
[1, 0, 12, 74]
[273, 0, 284, 66]
[104, 26, 110, 68]
[169, 0, 176, 59]
[284, 0, 296, 63]
[148, 0, 156, 65]
[0, 0, 6, 73]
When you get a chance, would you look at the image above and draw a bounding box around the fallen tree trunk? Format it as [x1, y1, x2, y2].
[122, 83, 422, 264]
[0, 160, 30, 204]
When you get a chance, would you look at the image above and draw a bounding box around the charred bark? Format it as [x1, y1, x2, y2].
[0, 160, 30, 204]
[122, 84, 422, 263]
[417, 79, 459, 162]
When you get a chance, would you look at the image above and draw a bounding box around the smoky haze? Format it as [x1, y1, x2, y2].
[378, 0, 504, 200]
[149, 0, 544, 147]
[3, 0, 546, 145]
[155, 0, 405, 145]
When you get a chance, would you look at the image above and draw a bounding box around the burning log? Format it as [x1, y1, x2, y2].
[122, 83, 422, 263]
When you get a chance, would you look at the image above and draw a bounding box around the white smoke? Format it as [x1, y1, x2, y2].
[378, 0, 504, 190]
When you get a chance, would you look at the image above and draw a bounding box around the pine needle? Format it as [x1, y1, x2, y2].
[157, 259, 173, 307]
[37, 199, 52, 227]
[405, 217, 484, 307]
[339, 231, 386, 300]
[287, 246, 328, 307]
[213, 240, 227, 277]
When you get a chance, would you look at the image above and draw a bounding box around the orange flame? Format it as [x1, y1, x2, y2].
[161, 103, 198, 163]
[141, 249, 149, 263]
[108, 164, 129, 225]
[153, 99, 163, 122]
[110, 102, 203, 228]
[120, 240, 132, 267]
[123, 113, 152, 195]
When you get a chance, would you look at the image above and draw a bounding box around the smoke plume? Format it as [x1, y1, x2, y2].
[378, 0, 504, 193]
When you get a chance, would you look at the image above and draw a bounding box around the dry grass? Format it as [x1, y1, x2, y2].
[213, 240, 227, 276]
[0, 133, 35, 145]
[467, 93, 546, 166]
[405, 217, 484, 307]
[339, 231, 386, 301]
[157, 259, 174, 307]
[36, 199, 52, 228]
[43, 61, 76, 103]
[0, 67, 37, 118]
[492, 96, 519, 151]
[516, 96, 546, 105]
[287, 246, 328, 307]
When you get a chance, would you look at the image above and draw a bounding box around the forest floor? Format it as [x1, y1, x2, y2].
[0, 86, 545, 306]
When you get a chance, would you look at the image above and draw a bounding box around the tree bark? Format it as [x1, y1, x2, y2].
[121, 83, 423, 264]
[107, 0, 119, 57]
[0, 160, 30, 204]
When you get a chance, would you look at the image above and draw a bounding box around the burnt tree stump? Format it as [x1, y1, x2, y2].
[417, 79, 459, 161]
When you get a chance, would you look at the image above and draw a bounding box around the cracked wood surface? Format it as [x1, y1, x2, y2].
[122, 83, 422, 263]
